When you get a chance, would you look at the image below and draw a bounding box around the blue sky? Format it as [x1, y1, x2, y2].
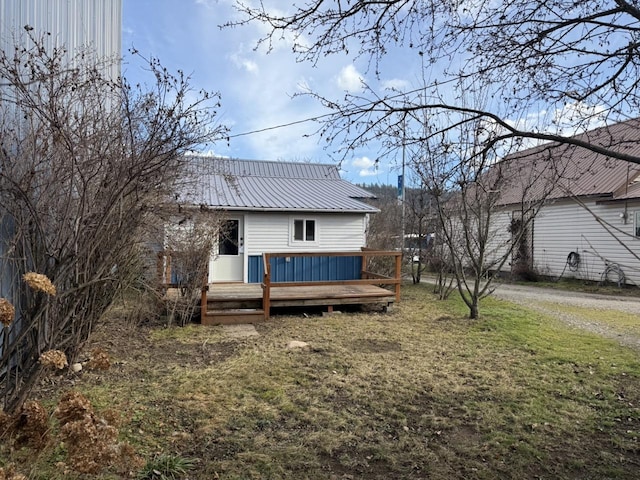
[123, 0, 421, 185]
[123, 1, 614, 187]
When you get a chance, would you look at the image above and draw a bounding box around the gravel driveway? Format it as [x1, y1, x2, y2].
[490, 283, 640, 351]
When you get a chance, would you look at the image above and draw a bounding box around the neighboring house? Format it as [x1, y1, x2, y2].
[178, 157, 380, 284]
[488, 118, 640, 285]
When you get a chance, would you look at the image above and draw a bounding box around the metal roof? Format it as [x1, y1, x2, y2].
[180, 157, 379, 213]
[494, 118, 640, 206]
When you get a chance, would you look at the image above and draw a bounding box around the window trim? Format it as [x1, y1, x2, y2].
[289, 217, 318, 245]
[635, 211, 640, 237]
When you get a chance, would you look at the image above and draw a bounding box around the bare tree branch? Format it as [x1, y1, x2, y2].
[0, 35, 227, 412]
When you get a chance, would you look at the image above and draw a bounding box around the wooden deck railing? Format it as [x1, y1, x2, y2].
[261, 249, 401, 320]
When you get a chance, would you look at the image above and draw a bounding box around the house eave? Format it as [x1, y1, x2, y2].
[595, 196, 640, 205]
[204, 205, 380, 214]
[496, 193, 614, 209]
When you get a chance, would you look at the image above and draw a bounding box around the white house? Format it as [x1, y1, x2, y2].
[178, 157, 379, 284]
[488, 118, 640, 285]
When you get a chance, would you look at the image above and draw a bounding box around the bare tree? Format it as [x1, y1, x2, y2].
[415, 116, 559, 318]
[427, 231, 457, 301]
[231, 0, 640, 166]
[365, 184, 403, 251]
[232, 0, 634, 316]
[161, 211, 223, 327]
[364, 184, 403, 276]
[366, 182, 435, 282]
[0, 32, 227, 412]
[404, 182, 433, 284]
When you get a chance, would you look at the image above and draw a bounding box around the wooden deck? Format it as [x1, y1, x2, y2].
[203, 282, 397, 324]
[158, 249, 402, 325]
[207, 283, 397, 304]
[201, 250, 401, 325]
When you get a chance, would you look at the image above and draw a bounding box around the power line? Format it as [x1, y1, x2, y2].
[225, 87, 430, 140]
[226, 114, 329, 139]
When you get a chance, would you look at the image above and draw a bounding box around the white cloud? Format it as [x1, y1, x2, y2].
[124, 0, 388, 181]
[507, 101, 607, 136]
[352, 156, 378, 177]
[228, 53, 259, 74]
[500, 100, 609, 153]
[336, 64, 364, 92]
[353, 156, 375, 168]
[359, 169, 379, 178]
[381, 78, 410, 91]
[186, 149, 230, 158]
[550, 101, 607, 135]
[420, 99, 611, 167]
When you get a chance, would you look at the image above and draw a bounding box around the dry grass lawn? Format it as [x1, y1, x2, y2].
[2, 283, 640, 479]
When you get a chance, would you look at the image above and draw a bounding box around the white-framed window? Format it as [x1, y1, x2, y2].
[635, 211, 640, 237]
[291, 218, 317, 244]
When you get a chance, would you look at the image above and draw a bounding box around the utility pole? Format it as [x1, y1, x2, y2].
[401, 126, 406, 255]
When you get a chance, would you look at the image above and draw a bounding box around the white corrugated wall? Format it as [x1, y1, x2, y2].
[486, 209, 513, 268]
[0, 0, 121, 317]
[0, 0, 121, 80]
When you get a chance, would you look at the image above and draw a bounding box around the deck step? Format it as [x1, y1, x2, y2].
[207, 300, 262, 310]
[202, 309, 266, 325]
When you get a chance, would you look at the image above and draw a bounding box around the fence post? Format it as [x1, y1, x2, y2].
[395, 253, 402, 302]
[201, 284, 208, 324]
[262, 253, 271, 320]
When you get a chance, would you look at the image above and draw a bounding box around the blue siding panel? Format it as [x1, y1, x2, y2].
[248, 255, 362, 283]
[248, 256, 262, 283]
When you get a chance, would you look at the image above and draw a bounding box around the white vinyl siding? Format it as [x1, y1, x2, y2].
[245, 212, 367, 255]
[493, 198, 640, 284]
[485, 210, 513, 269]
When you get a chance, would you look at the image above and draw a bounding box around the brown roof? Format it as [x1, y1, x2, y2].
[494, 118, 640, 206]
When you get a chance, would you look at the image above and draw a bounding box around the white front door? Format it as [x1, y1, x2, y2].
[210, 217, 244, 282]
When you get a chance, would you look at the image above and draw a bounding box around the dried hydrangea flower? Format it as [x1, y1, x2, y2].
[88, 348, 111, 370]
[23, 272, 57, 296]
[39, 350, 68, 370]
[0, 298, 15, 326]
[17, 400, 49, 449]
[55, 391, 93, 424]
